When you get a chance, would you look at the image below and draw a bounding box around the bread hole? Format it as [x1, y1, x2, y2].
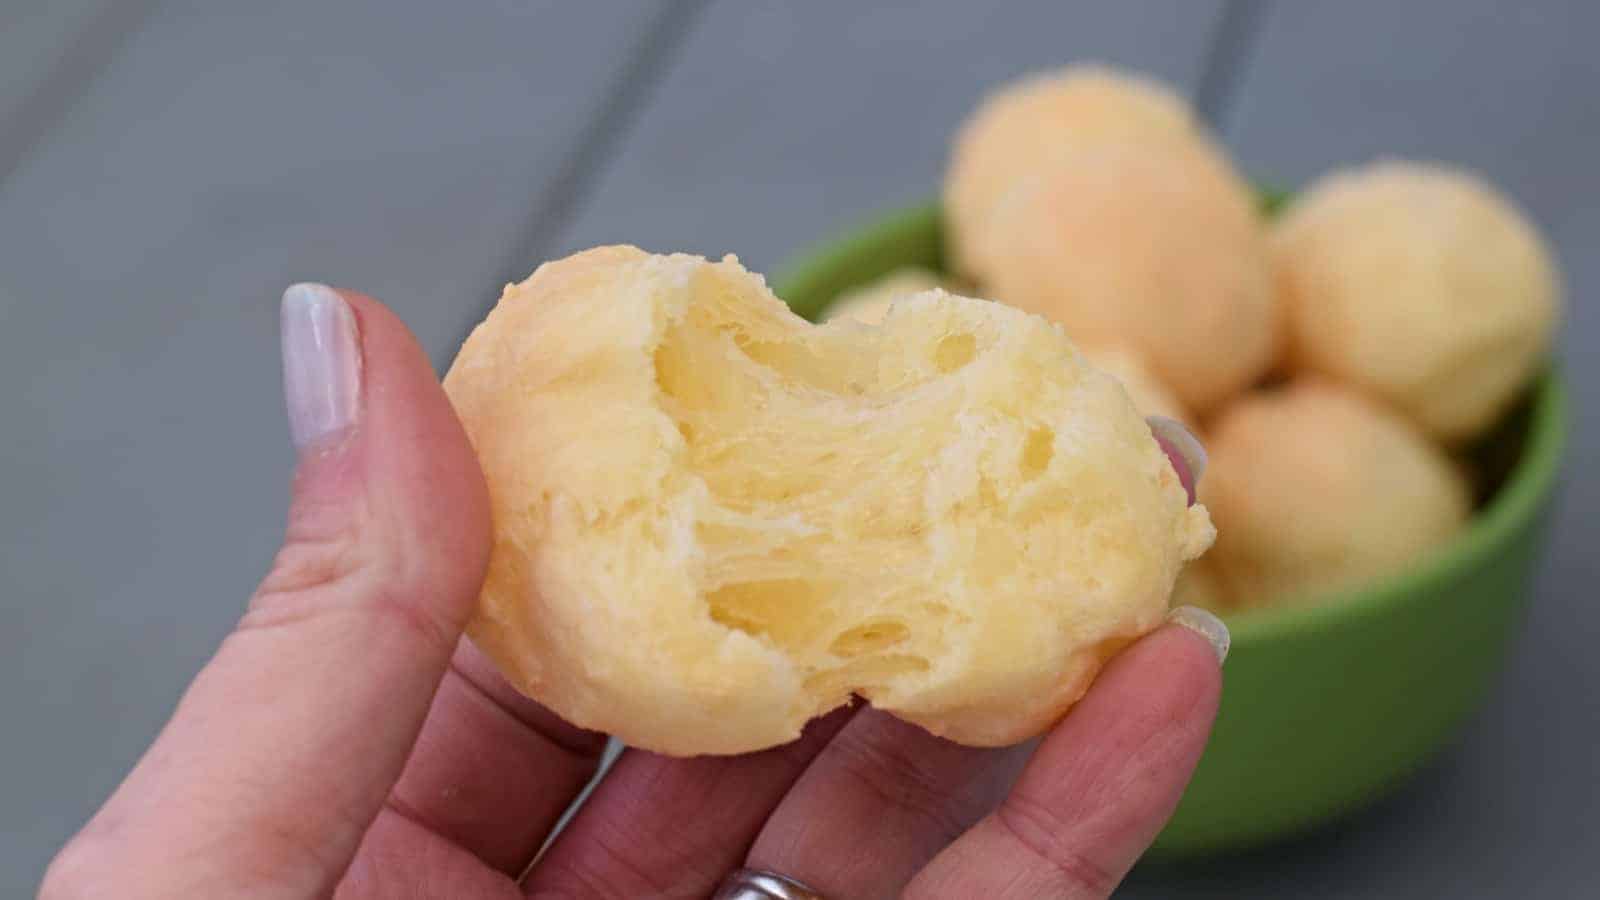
[829, 619, 911, 657]
[653, 334, 714, 412]
[804, 654, 931, 702]
[976, 474, 1001, 509]
[707, 578, 836, 653]
[734, 332, 860, 395]
[933, 332, 978, 373]
[1021, 426, 1055, 478]
[920, 600, 965, 624]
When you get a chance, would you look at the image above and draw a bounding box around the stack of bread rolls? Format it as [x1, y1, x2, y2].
[830, 64, 1562, 611]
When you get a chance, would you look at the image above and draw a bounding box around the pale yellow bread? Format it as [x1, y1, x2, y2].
[828, 274, 1192, 426]
[822, 267, 952, 326]
[1171, 557, 1229, 614]
[1273, 160, 1561, 442]
[1077, 345, 1193, 427]
[1202, 380, 1470, 608]
[944, 64, 1198, 273]
[445, 246, 1213, 755]
[965, 139, 1277, 413]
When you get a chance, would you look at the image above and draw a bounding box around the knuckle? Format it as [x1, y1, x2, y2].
[995, 793, 1120, 896]
[529, 805, 725, 899]
[828, 730, 973, 843]
[243, 522, 456, 660]
[255, 523, 370, 602]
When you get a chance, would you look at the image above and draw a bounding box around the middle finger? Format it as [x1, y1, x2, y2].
[744, 709, 1033, 899]
[380, 640, 608, 874]
[523, 704, 858, 898]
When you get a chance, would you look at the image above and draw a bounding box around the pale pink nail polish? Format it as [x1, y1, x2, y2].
[281, 283, 361, 451]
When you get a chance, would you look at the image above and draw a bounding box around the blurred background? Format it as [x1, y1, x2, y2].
[2, 1, 1596, 895]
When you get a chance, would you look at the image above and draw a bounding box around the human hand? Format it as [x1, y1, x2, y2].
[41, 285, 1226, 899]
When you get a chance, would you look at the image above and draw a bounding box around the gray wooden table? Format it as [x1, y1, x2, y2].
[4, 2, 1596, 895]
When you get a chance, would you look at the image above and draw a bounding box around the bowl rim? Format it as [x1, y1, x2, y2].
[773, 200, 1570, 647]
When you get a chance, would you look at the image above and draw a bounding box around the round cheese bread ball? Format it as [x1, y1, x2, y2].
[445, 246, 1214, 755]
[822, 267, 951, 325]
[1202, 380, 1470, 608]
[1273, 160, 1561, 442]
[945, 65, 1197, 269]
[968, 141, 1277, 413]
[1079, 345, 1193, 427]
[1171, 558, 1229, 614]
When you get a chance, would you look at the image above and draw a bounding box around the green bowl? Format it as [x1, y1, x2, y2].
[773, 200, 1568, 856]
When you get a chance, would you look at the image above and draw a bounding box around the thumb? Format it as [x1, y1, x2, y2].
[45, 285, 490, 898]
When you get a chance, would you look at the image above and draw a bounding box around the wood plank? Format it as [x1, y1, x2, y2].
[1127, 1, 1600, 895]
[0, 1, 677, 885]
[0, 1, 107, 115]
[550, 0, 1232, 273]
[0, 1, 132, 178]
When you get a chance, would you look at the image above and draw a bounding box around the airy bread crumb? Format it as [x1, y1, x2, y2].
[445, 246, 1212, 755]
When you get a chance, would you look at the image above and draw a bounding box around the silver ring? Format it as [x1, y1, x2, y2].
[712, 867, 828, 900]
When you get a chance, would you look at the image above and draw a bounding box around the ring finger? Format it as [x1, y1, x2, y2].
[523, 704, 858, 898]
[743, 708, 1034, 899]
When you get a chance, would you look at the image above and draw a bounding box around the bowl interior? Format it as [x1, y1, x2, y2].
[772, 199, 1567, 644]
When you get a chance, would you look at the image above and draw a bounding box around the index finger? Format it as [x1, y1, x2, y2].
[904, 620, 1224, 899]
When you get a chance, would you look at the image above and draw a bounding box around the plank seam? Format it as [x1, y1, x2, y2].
[0, 0, 162, 187]
[485, 0, 713, 294]
[1193, 0, 1272, 132]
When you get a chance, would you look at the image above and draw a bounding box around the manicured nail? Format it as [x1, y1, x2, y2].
[281, 283, 361, 451]
[1148, 415, 1207, 504]
[1167, 605, 1230, 665]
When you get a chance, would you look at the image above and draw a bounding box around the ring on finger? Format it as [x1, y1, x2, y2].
[713, 867, 829, 899]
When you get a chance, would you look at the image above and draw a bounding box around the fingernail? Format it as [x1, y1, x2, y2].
[281, 283, 361, 451]
[1167, 605, 1230, 665]
[1148, 415, 1206, 504]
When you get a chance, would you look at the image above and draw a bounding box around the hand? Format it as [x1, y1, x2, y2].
[40, 285, 1226, 899]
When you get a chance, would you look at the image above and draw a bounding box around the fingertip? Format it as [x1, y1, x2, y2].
[1062, 619, 1224, 766]
[1165, 605, 1230, 666]
[330, 288, 492, 608]
[1111, 621, 1225, 723]
[927, 611, 1225, 898]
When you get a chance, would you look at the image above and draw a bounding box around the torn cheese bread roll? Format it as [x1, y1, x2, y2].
[445, 246, 1212, 755]
[822, 266, 953, 326]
